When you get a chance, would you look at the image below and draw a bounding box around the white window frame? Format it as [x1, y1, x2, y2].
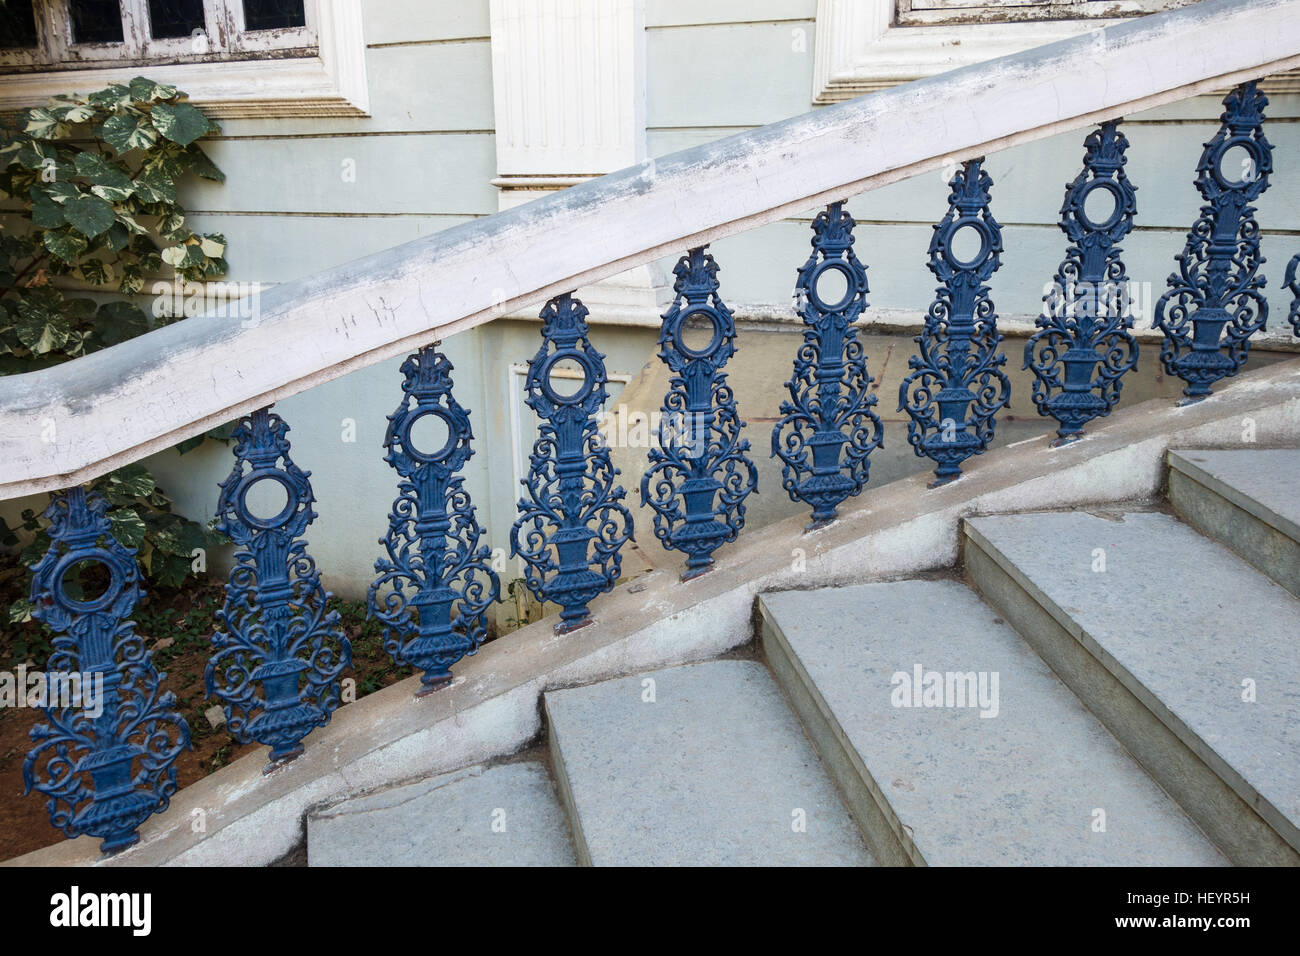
[897, 0, 1180, 27]
[812, 0, 1300, 103]
[0, 0, 367, 118]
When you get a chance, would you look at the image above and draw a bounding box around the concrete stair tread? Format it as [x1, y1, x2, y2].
[761, 579, 1225, 866]
[544, 659, 874, 866]
[965, 509, 1300, 849]
[1169, 448, 1300, 542]
[306, 761, 577, 866]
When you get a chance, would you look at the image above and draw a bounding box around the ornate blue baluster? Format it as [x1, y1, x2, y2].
[368, 345, 499, 694]
[206, 407, 350, 768]
[899, 159, 1011, 485]
[1155, 82, 1274, 402]
[1285, 252, 1300, 337]
[773, 202, 882, 528]
[641, 247, 757, 579]
[1025, 121, 1140, 444]
[24, 487, 190, 854]
[511, 294, 633, 633]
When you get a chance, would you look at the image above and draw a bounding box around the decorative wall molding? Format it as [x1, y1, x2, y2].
[0, 1, 368, 119]
[489, 0, 646, 192]
[812, 0, 1300, 103]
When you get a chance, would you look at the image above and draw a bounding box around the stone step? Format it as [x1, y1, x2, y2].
[760, 579, 1225, 866]
[544, 659, 874, 866]
[1168, 448, 1300, 598]
[964, 509, 1300, 865]
[306, 760, 577, 866]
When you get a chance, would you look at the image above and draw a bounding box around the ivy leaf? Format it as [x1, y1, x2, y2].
[15, 302, 71, 354]
[50, 101, 97, 124]
[29, 190, 65, 228]
[43, 181, 79, 204]
[99, 112, 158, 153]
[24, 108, 70, 140]
[96, 301, 149, 346]
[7, 598, 33, 625]
[88, 84, 133, 109]
[102, 221, 130, 252]
[183, 144, 224, 182]
[75, 151, 135, 201]
[199, 234, 225, 257]
[129, 77, 179, 103]
[77, 258, 114, 285]
[105, 462, 156, 500]
[118, 263, 145, 295]
[42, 227, 89, 264]
[133, 162, 176, 203]
[107, 508, 147, 549]
[149, 102, 216, 147]
[151, 551, 192, 589]
[63, 193, 116, 238]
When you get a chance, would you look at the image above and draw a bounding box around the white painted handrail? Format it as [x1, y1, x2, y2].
[2, 0, 1299, 499]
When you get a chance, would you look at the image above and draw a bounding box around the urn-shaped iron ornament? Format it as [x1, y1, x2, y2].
[369, 346, 499, 693]
[511, 294, 634, 632]
[1154, 82, 1274, 401]
[1024, 121, 1140, 443]
[773, 202, 883, 527]
[207, 407, 351, 768]
[24, 487, 190, 854]
[642, 247, 757, 579]
[899, 159, 1011, 485]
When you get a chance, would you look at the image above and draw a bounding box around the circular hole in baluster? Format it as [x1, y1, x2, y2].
[545, 356, 591, 400]
[811, 265, 852, 310]
[1080, 181, 1121, 230]
[58, 557, 115, 605]
[676, 311, 721, 357]
[405, 409, 454, 461]
[1217, 142, 1258, 186]
[240, 474, 293, 526]
[947, 223, 988, 268]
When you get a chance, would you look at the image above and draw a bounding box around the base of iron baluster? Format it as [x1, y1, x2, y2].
[680, 563, 714, 582]
[1177, 394, 1211, 407]
[804, 515, 839, 533]
[1050, 433, 1084, 448]
[555, 616, 594, 636]
[415, 675, 454, 697]
[262, 745, 305, 775]
[99, 832, 141, 857]
[927, 474, 962, 489]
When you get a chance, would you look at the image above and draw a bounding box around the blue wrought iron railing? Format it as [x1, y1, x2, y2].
[5, 0, 1300, 856]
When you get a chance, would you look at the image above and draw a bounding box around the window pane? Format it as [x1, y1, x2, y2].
[148, 0, 206, 39]
[242, 0, 306, 31]
[0, 0, 38, 49]
[69, 0, 125, 44]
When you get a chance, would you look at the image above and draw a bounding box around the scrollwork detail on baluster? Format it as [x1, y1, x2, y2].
[511, 294, 633, 633]
[1284, 252, 1300, 338]
[23, 486, 190, 854]
[898, 159, 1010, 485]
[206, 407, 350, 767]
[1024, 121, 1140, 443]
[1154, 81, 1273, 401]
[368, 346, 499, 694]
[641, 247, 757, 578]
[772, 202, 882, 527]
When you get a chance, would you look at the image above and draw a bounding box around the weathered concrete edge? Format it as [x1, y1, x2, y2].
[759, 600, 916, 867]
[1167, 450, 1300, 545]
[9, 358, 1300, 867]
[961, 519, 1300, 857]
[542, 697, 593, 868]
[1167, 467, 1300, 599]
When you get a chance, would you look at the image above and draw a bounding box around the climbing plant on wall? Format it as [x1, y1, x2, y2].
[0, 78, 234, 628]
